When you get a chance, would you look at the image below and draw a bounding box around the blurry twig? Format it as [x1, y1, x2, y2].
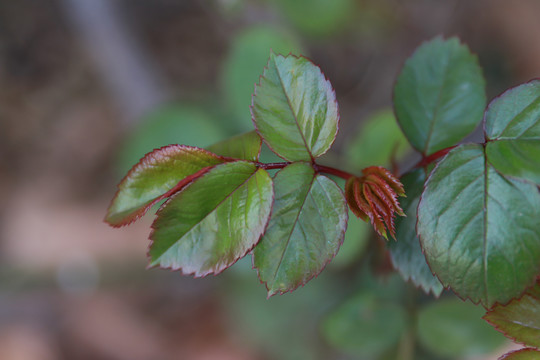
[60, 0, 169, 126]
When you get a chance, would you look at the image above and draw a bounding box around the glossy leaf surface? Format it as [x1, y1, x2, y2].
[485, 80, 540, 184]
[149, 161, 273, 276]
[387, 169, 443, 297]
[254, 162, 347, 296]
[499, 349, 540, 360]
[417, 298, 506, 358]
[321, 293, 408, 357]
[394, 37, 486, 155]
[484, 282, 540, 348]
[418, 144, 540, 307]
[207, 130, 262, 161]
[251, 53, 339, 161]
[106, 145, 225, 226]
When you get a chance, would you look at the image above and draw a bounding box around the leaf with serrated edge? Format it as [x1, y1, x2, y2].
[417, 144, 540, 307]
[207, 130, 262, 161]
[149, 161, 273, 277]
[254, 162, 347, 296]
[485, 80, 540, 184]
[394, 36, 486, 155]
[251, 53, 339, 161]
[106, 145, 225, 226]
[387, 169, 443, 297]
[499, 349, 540, 360]
[484, 283, 540, 348]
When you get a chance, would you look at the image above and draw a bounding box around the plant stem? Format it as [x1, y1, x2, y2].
[256, 162, 355, 180]
[415, 145, 457, 168]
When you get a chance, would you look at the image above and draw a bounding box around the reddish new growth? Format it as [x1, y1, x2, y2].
[345, 166, 405, 239]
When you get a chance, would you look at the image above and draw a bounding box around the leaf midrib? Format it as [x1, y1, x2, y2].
[270, 171, 317, 289]
[423, 49, 452, 155]
[273, 56, 314, 161]
[151, 164, 260, 263]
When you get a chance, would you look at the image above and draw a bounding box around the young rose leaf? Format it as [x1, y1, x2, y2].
[321, 294, 408, 358]
[254, 162, 347, 296]
[417, 144, 540, 307]
[394, 37, 486, 155]
[417, 298, 506, 358]
[485, 80, 540, 184]
[206, 130, 262, 161]
[106, 145, 225, 227]
[484, 283, 540, 348]
[251, 53, 339, 161]
[149, 161, 273, 277]
[345, 166, 405, 240]
[499, 349, 540, 360]
[387, 169, 444, 297]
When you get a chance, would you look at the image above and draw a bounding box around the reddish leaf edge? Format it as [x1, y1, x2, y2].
[483, 279, 540, 349]
[498, 348, 540, 360]
[105, 144, 236, 228]
[145, 166, 275, 279]
[252, 171, 349, 298]
[416, 144, 540, 308]
[482, 78, 540, 142]
[250, 51, 341, 163]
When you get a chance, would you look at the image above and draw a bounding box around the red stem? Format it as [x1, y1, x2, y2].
[415, 146, 457, 168]
[256, 162, 355, 180]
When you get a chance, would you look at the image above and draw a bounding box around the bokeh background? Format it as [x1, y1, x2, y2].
[1, 0, 539, 359]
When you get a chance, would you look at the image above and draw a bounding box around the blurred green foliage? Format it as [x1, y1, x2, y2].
[345, 109, 410, 170]
[221, 25, 302, 132]
[117, 104, 227, 174]
[417, 299, 506, 358]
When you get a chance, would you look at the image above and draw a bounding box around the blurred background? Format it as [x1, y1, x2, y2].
[1, 0, 539, 359]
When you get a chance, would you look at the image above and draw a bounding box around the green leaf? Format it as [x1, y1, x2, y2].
[387, 169, 443, 297]
[499, 349, 540, 359]
[149, 161, 273, 276]
[252, 53, 339, 161]
[484, 283, 540, 348]
[106, 145, 225, 226]
[394, 37, 486, 155]
[274, 0, 355, 37]
[485, 80, 540, 184]
[344, 109, 410, 170]
[207, 130, 262, 161]
[254, 162, 347, 296]
[321, 293, 408, 357]
[222, 26, 302, 132]
[417, 144, 540, 307]
[417, 298, 506, 358]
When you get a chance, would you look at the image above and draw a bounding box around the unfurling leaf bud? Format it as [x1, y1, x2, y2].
[345, 166, 405, 240]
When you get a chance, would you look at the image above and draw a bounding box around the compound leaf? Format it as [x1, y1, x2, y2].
[485, 80, 540, 184]
[106, 145, 225, 226]
[394, 37, 486, 155]
[251, 53, 339, 161]
[484, 282, 540, 348]
[254, 162, 347, 296]
[207, 130, 262, 161]
[387, 168, 444, 297]
[417, 144, 540, 307]
[149, 161, 273, 277]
